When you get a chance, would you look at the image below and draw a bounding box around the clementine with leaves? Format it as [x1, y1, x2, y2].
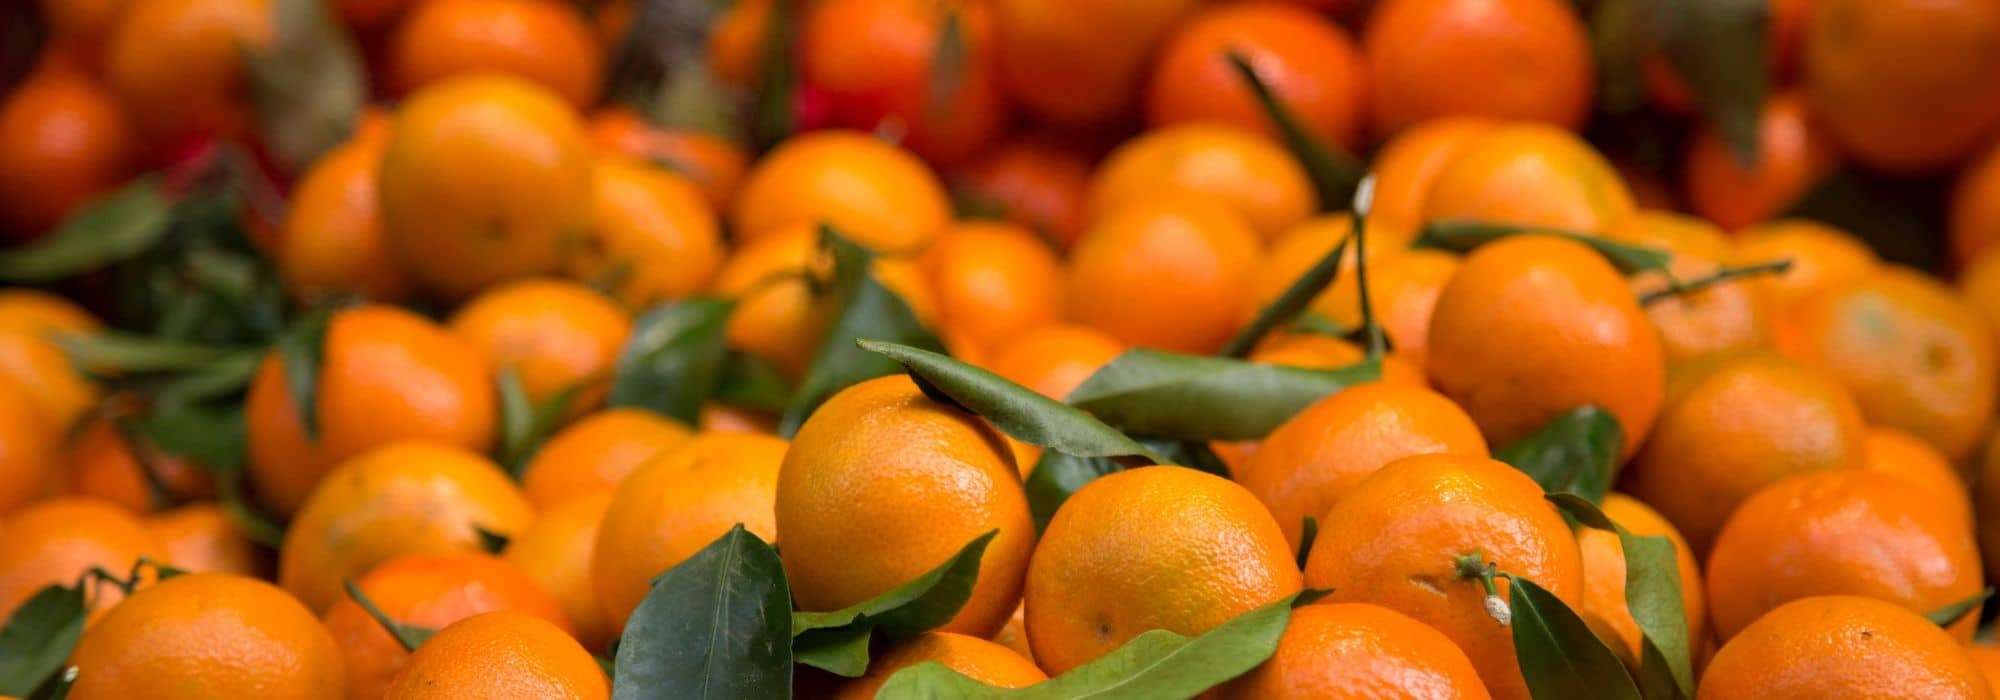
[0, 497, 166, 622]
[448, 278, 633, 416]
[322, 553, 572, 700]
[569, 156, 726, 308]
[1086, 123, 1317, 243]
[68, 573, 345, 700]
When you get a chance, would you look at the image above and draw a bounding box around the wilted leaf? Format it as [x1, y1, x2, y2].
[244, 0, 368, 173]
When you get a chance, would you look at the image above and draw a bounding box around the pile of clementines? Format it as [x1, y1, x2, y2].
[5, 0, 2000, 698]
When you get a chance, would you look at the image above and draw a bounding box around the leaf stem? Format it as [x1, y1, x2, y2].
[1638, 259, 1794, 306]
[1350, 177, 1387, 360]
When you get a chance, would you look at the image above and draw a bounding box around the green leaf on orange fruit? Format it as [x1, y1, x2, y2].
[1549, 493, 1695, 700]
[1923, 588, 1994, 629]
[792, 531, 998, 677]
[1506, 574, 1644, 700]
[275, 307, 333, 442]
[342, 580, 436, 653]
[608, 297, 736, 425]
[1414, 220, 1673, 276]
[777, 225, 945, 437]
[1065, 350, 1381, 442]
[0, 585, 86, 697]
[610, 524, 793, 699]
[1022, 436, 1193, 534]
[1295, 516, 1318, 570]
[1495, 406, 1625, 504]
[1224, 51, 1364, 209]
[496, 369, 588, 474]
[1221, 234, 1350, 358]
[0, 178, 172, 283]
[244, 0, 368, 173]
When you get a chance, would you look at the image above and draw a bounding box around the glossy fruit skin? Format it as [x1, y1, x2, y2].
[1425, 235, 1664, 460]
[780, 376, 1034, 639]
[1086, 123, 1317, 243]
[0, 291, 102, 431]
[1698, 596, 1994, 700]
[278, 126, 410, 304]
[1574, 494, 1707, 668]
[321, 553, 571, 700]
[1305, 454, 1584, 700]
[1706, 470, 1983, 644]
[1145, 2, 1366, 151]
[377, 74, 594, 300]
[503, 493, 616, 652]
[1065, 195, 1262, 354]
[992, 0, 1202, 127]
[383, 611, 609, 700]
[1221, 603, 1493, 699]
[729, 130, 951, 254]
[0, 498, 166, 622]
[518, 408, 693, 509]
[1733, 219, 1879, 312]
[1367, 117, 1495, 236]
[922, 221, 1064, 356]
[588, 109, 746, 211]
[1363, 0, 1593, 136]
[143, 504, 266, 577]
[832, 632, 1047, 699]
[1682, 92, 1837, 231]
[387, 0, 604, 109]
[1026, 466, 1302, 676]
[102, 0, 271, 150]
[568, 157, 725, 308]
[0, 68, 135, 242]
[0, 376, 56, 516]
[1862, 426, 1973, 529]
[447, 278, 632, 417]
[1803, 0, 2000, 173]
[1418, 124, 1635, 233]
[68, 573, 346, 700]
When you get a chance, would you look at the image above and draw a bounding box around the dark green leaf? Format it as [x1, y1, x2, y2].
[1495, 407, 1624, 503]
[1640, 0, 1768, 164]
[497, 369, 536, 469]
[1066, 350, 1380, 442]
[778, 226, 945, 437]
[1152, 440, 1228, 478]
[244, 0, 367, 173]
[1415, 220, 1673, 275]
[1548, 493, 1694, 699]
[0, 179, 172, 283]
[1507, 575, 1642, 700]
[858, 340, 1164, 462]
[875, 590, 1330, 699]
[608, 298, 735, 425]
[1924, 588, 1994, 628]
[793, 532, 996, 676]
[1590, 0, 1649, 114]
[124, 403, 248, 473]
[716, 351, 793, 413]
[341, 580, 436, 653]
[476, 526, 510, 555]
[1025, 451, 1121, 534]
[275, 308, 333, 442]
[1295, 516, 1318, 571]
[1290, 312, 1348, 337]
[925, 9, 967, 120]
[1224, 51, 1361, 209]
[0, 585, 86, 697]
[749, 0, 798, 151]
[57, 333, 251, 377]
[1781, 170, 1948, 271]
[1222, 236, 1349, 358]
[28, 665, 75, 700]
[793, 623, 874, 678]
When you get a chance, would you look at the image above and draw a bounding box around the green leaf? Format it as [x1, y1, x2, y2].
[875, 590, 1330, 699]
[1506, 575, 1643, 700]
[142, 350, 263, 410]
[858, 340, 1164, 463]
[1548, 494, 1694, 699]
[1924, 588, 1994, 628]
[716, 351, 793, 413]
[342, 580, 436, 653]
[57, 332, 252, 376]
[1223, 51, 1361, 210]
[0, 179, 173, 283]
[1022, 437, 1201, 534]
[778, 226, 945, 437]
[1494, 407, 1625, 503]
[1221, 236, 1349, 358]
[925, 9, 967, 121]
[1415, 220, 1673, 275]
[1781, 170, 1949, 271]
[608, 298, 735, 425]
[0, 585, 86, 697]
[124, 403, 249, 472]
[1065, 350, 1381, 442]
[1295, 516, 1318, 571]
[496, 371, 587, 474]
[28, 666, 75, 700]
[1640, 0, 1768, 164]
[792, 531, 996, 677]
[749, 0, 798, 151]
[244, 0, 367, 173]
[476, 526, 510, 555]
[275, 308, 333, 442]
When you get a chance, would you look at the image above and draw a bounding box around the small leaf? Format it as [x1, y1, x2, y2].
[749, 0, 799, 151]
[1506, 575, 1643, 700]
[1295, 516, 1318, 570]
[1494, 407, 1624, 503]
[716, 351, 794, 413]
[125, 403, 249, 471]
[793, 532, 997, 676]
[875, 590, 1331, 699]
[1924, 588, 1994, 628]
[275, 307, 333, 442]
[342, 580, 436, 653]
[608, 298, 736, 425]
[496, 371, 589, 473]
[1549, 494, 1694, 699]
[778, 226, 945, 437]
[0, 585, 87, 697]
[0, 179, 172, 283]
[859, 340, 1164, 463]
[1640, 0, 1768, 164]
[1222, 235, 1349, 358]
[1066, 350, 1381, 442]
[1415, 220, 1673, 275]
[57, 332, 251, 376]
[1224, 51, 1361, 209]
[244, 0, 368, 173]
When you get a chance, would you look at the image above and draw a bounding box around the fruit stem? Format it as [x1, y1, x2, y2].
[1639, 259, 1793, 306]
[1452, 551, 1510, 626]
[1350, 176, 1387, 360]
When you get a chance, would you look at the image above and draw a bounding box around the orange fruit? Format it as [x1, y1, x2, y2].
[519, 408, 693, 509]
[588, 108, 746, 211]
[1574, 494, 1707, 668]
[920, 221, 1063, 355]
[1418, 123, 1636, 232]
[387, 0, 603, 109]
[991, 0, 1201, 127]
[1305, 454, 1582, 700]
[1707, 470, 1983, 643]
[1974, 647, 2000, 698]
[245, 305, 497, 516]
[503, 492, 615, 653]
[1426, 235, 1665, 459]
[1682, 91, 1838, 231]
[730, 130, 951, 253]
[1363, 0, 1593, 136]
[1086, 123, 1316, 242]
[378, 74, 594, 299]
[101, 0, 271, 149]
[1698, 595, 1993, 699]
[1611, 212, 1775, 364]
[710, 224, 834, 379]
[0, 376, 56, 515]
[0, 288, 102, 336]
[39, 0, 135, 42]
[1027, 465, 1301, 675]
[448, 277, 632, 416]
[278, 124, 410, 304]
[990, 603, 1033, 662]
[1222, 603, 1492, 699]
[800, 0, 1007, 164]
[1619, 352, 1866, 554]
[1146, 2, 1365, 151]
[834, 631, 1046, 699]
[980, 324, 1125, 401]
[0, 69, 135, 242]
[63, 408, 216, 513]
[949, 135, 1093, 250]
[705, 0, 772, 87]
[1238, 381, 1489, 548]
[567, 156, 725, 308]
[323, 553, 572, 700]
[1978, 428, 2000, 599]
[335, 0, 414, 29]
[1366, 116, 1496, 236]
[278, 441, 533, 613]
[1862, 426, 1973, 528]
[1066, 195, 1262, 354]
[1961, 247, 2000, 346]
[1803, 0, 2000, 173]
[1953, 141, 2000, 268]
[1244, 333, 1427, 387]
[780, 376, 1033, 638]
[1362, 249, 1463, 370]
[1778, 266, 1999, 461]
[0, 497, 166, 622]
[1241, 213, 1419, 337]
[67, 573, 344, 700]
[143, 503, 266, 577]
[383, 611, 609, 699]
[1733, 218, 1880, 311]
[699, 403, 777, 435]
[592, 431, 787, 632]
[0, 291, 100, 430]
